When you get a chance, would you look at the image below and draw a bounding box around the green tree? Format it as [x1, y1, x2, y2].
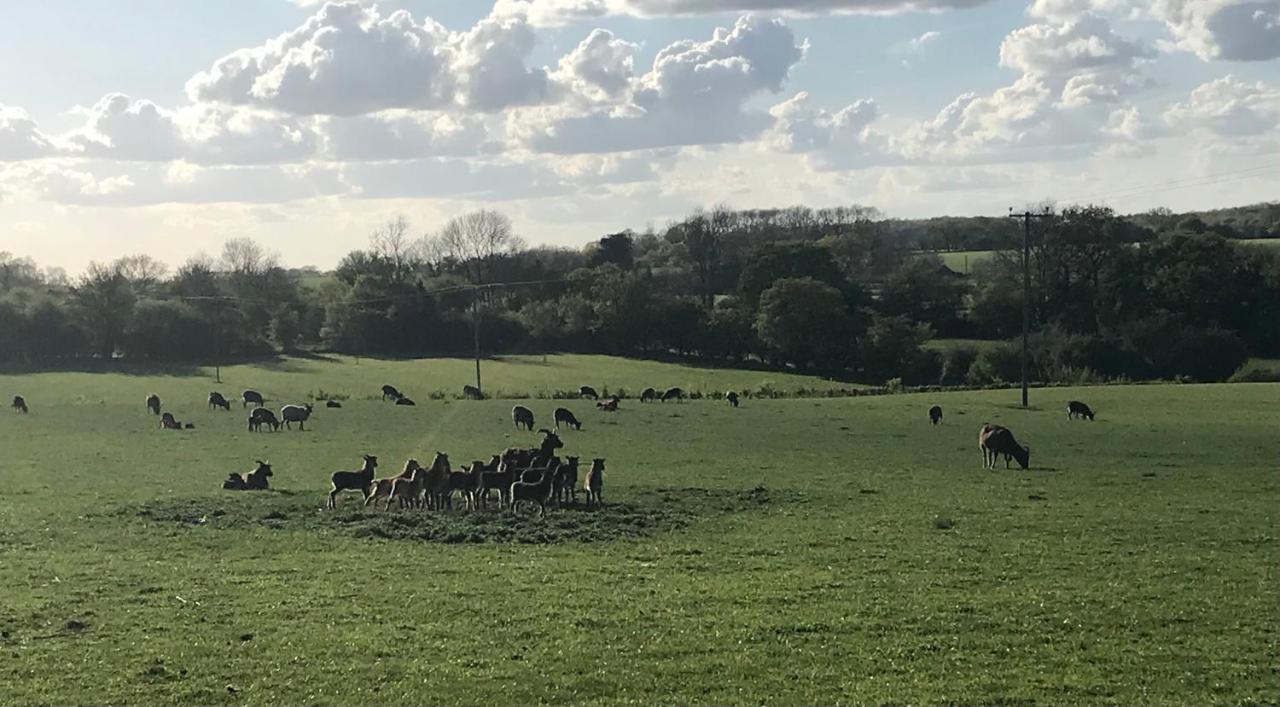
[73, 261, 136, 358]
[755, 278, 853, 371]
[588, 231, 635, 270]
[737, 242, 848, 305]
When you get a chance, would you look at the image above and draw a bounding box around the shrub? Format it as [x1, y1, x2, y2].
[1228, 362, 1280, 383]
[1158, 328, 1250, 382]
[966, 343, 1024, 385]
[938, 346, 979, 386]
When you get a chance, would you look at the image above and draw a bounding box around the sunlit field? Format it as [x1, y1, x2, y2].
[0, 357, 1276, 704]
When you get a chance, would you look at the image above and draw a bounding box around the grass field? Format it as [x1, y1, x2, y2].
[933, 250, 997, 274]
[930, 239, 1280, 275]
[0, 353, 852, 405]
[1, 357, 1277, 704]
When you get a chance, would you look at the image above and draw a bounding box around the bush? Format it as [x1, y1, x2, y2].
[1158, 328, 1249, 382]
[1228, 361, 1280, 383]
[938, 346, 979, 386]
[966, 343, 1024, 385]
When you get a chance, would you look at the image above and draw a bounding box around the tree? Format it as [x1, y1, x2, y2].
[271, 307, 303, 353]
[588, 231, 635, 269]
[859, 314, 935, 384]
[702, 299, 757, 362]
[755, 278, 853, 371]
[671, 210, 724, 309]
[123, 300, 211, 361]
[73, 261, 136, 358]
[434, 209, 525, 284]
[878, 255, 967, 336]
[369, 215, 419, 285]
[221, 237, 276, 278]
[114, 254, 169, 297]
[0, 252, 42, 292]
[738, 241, 848, 304]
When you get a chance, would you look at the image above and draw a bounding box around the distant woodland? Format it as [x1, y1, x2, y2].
[3, 201, 1278, 385]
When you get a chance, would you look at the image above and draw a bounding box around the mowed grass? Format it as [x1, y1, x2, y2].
[0, 359, 1277, 705]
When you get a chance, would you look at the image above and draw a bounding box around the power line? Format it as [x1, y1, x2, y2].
[1056, 161, 1278, 206]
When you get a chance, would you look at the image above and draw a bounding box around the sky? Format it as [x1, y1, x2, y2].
[1, 0, 1277, 273]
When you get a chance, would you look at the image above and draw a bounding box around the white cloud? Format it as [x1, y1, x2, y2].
[1030, 0, 1280, 62]
[318, 111, 494, 160]
[765, 91, 890, 169]
[896, 15, 1155, 161]
[500, 0, 991, 26]
[188, 2, 456, 114]
[910, 30, 942, 51]
[1151, 0, 1280, 61]
[514, 14, 806, 153]
[17, 160, 346, 206]
[0, 106, 58, 161]
[63, 94, 319, 165]
[551, 29, 640, 103]
[192, 1, 559, 116]
[1164, 75, 1280, 135]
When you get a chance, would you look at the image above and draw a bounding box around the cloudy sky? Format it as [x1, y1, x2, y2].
[1, 0, 1277, 272]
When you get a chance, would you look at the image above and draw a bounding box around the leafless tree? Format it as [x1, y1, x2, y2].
[370, 215, 419, 283]
[221, 237, 278, 278]
[434, 209, 526, 283]
[113, 254, 168, 296]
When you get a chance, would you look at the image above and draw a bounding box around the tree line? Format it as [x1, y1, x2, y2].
[2, 201, 1277, 385]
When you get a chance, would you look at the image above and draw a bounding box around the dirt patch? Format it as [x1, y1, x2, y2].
[116, 485, 803, 545]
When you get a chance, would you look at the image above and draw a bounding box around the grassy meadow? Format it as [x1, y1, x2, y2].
[0, 356, 1276, 704]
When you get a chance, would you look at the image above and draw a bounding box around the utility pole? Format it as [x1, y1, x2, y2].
[472, 285, 483, 396]
[1008, 208, 1052, 409]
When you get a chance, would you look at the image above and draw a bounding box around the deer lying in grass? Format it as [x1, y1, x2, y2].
[327, 455, 378, 509]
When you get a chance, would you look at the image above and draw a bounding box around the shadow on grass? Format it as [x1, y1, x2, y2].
[113, 486, 803, 544]
[0, 360, 207, 378]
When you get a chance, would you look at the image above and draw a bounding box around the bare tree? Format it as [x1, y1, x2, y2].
[435, 209, 526, 283]
[113, 254, 168, 296]
[220, 237, 278, 278]
[370, 215, 419, 283]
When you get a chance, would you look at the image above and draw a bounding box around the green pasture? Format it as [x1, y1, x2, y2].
[0, 357, 1275, 704]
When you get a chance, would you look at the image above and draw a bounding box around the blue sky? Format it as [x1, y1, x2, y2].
[1, 0, 1277, 271]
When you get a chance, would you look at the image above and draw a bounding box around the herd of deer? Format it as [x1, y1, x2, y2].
[10, 383, 1099, 515]
[323, 430, 603, 517]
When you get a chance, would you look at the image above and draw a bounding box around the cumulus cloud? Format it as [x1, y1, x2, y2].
[551, 29, 639, 103]
[1164, 74, 1280, 135]
[515, 14, 806, 153]
[1030, 0, 1280, 62]
[1152, 0, 1280, 61]
[0, 106, 58, 161]
[499, 0, 990, 26]
[188, 2, 456, 114]
[19, 160, 346, 206]
[765, 91, 890, 169]
[63, 94, 319, 165]
[893, 15, 1155, 162]
[451, 13, 552, 111]
[191, 1, 558, 115]
[318, 111, 494, 160]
